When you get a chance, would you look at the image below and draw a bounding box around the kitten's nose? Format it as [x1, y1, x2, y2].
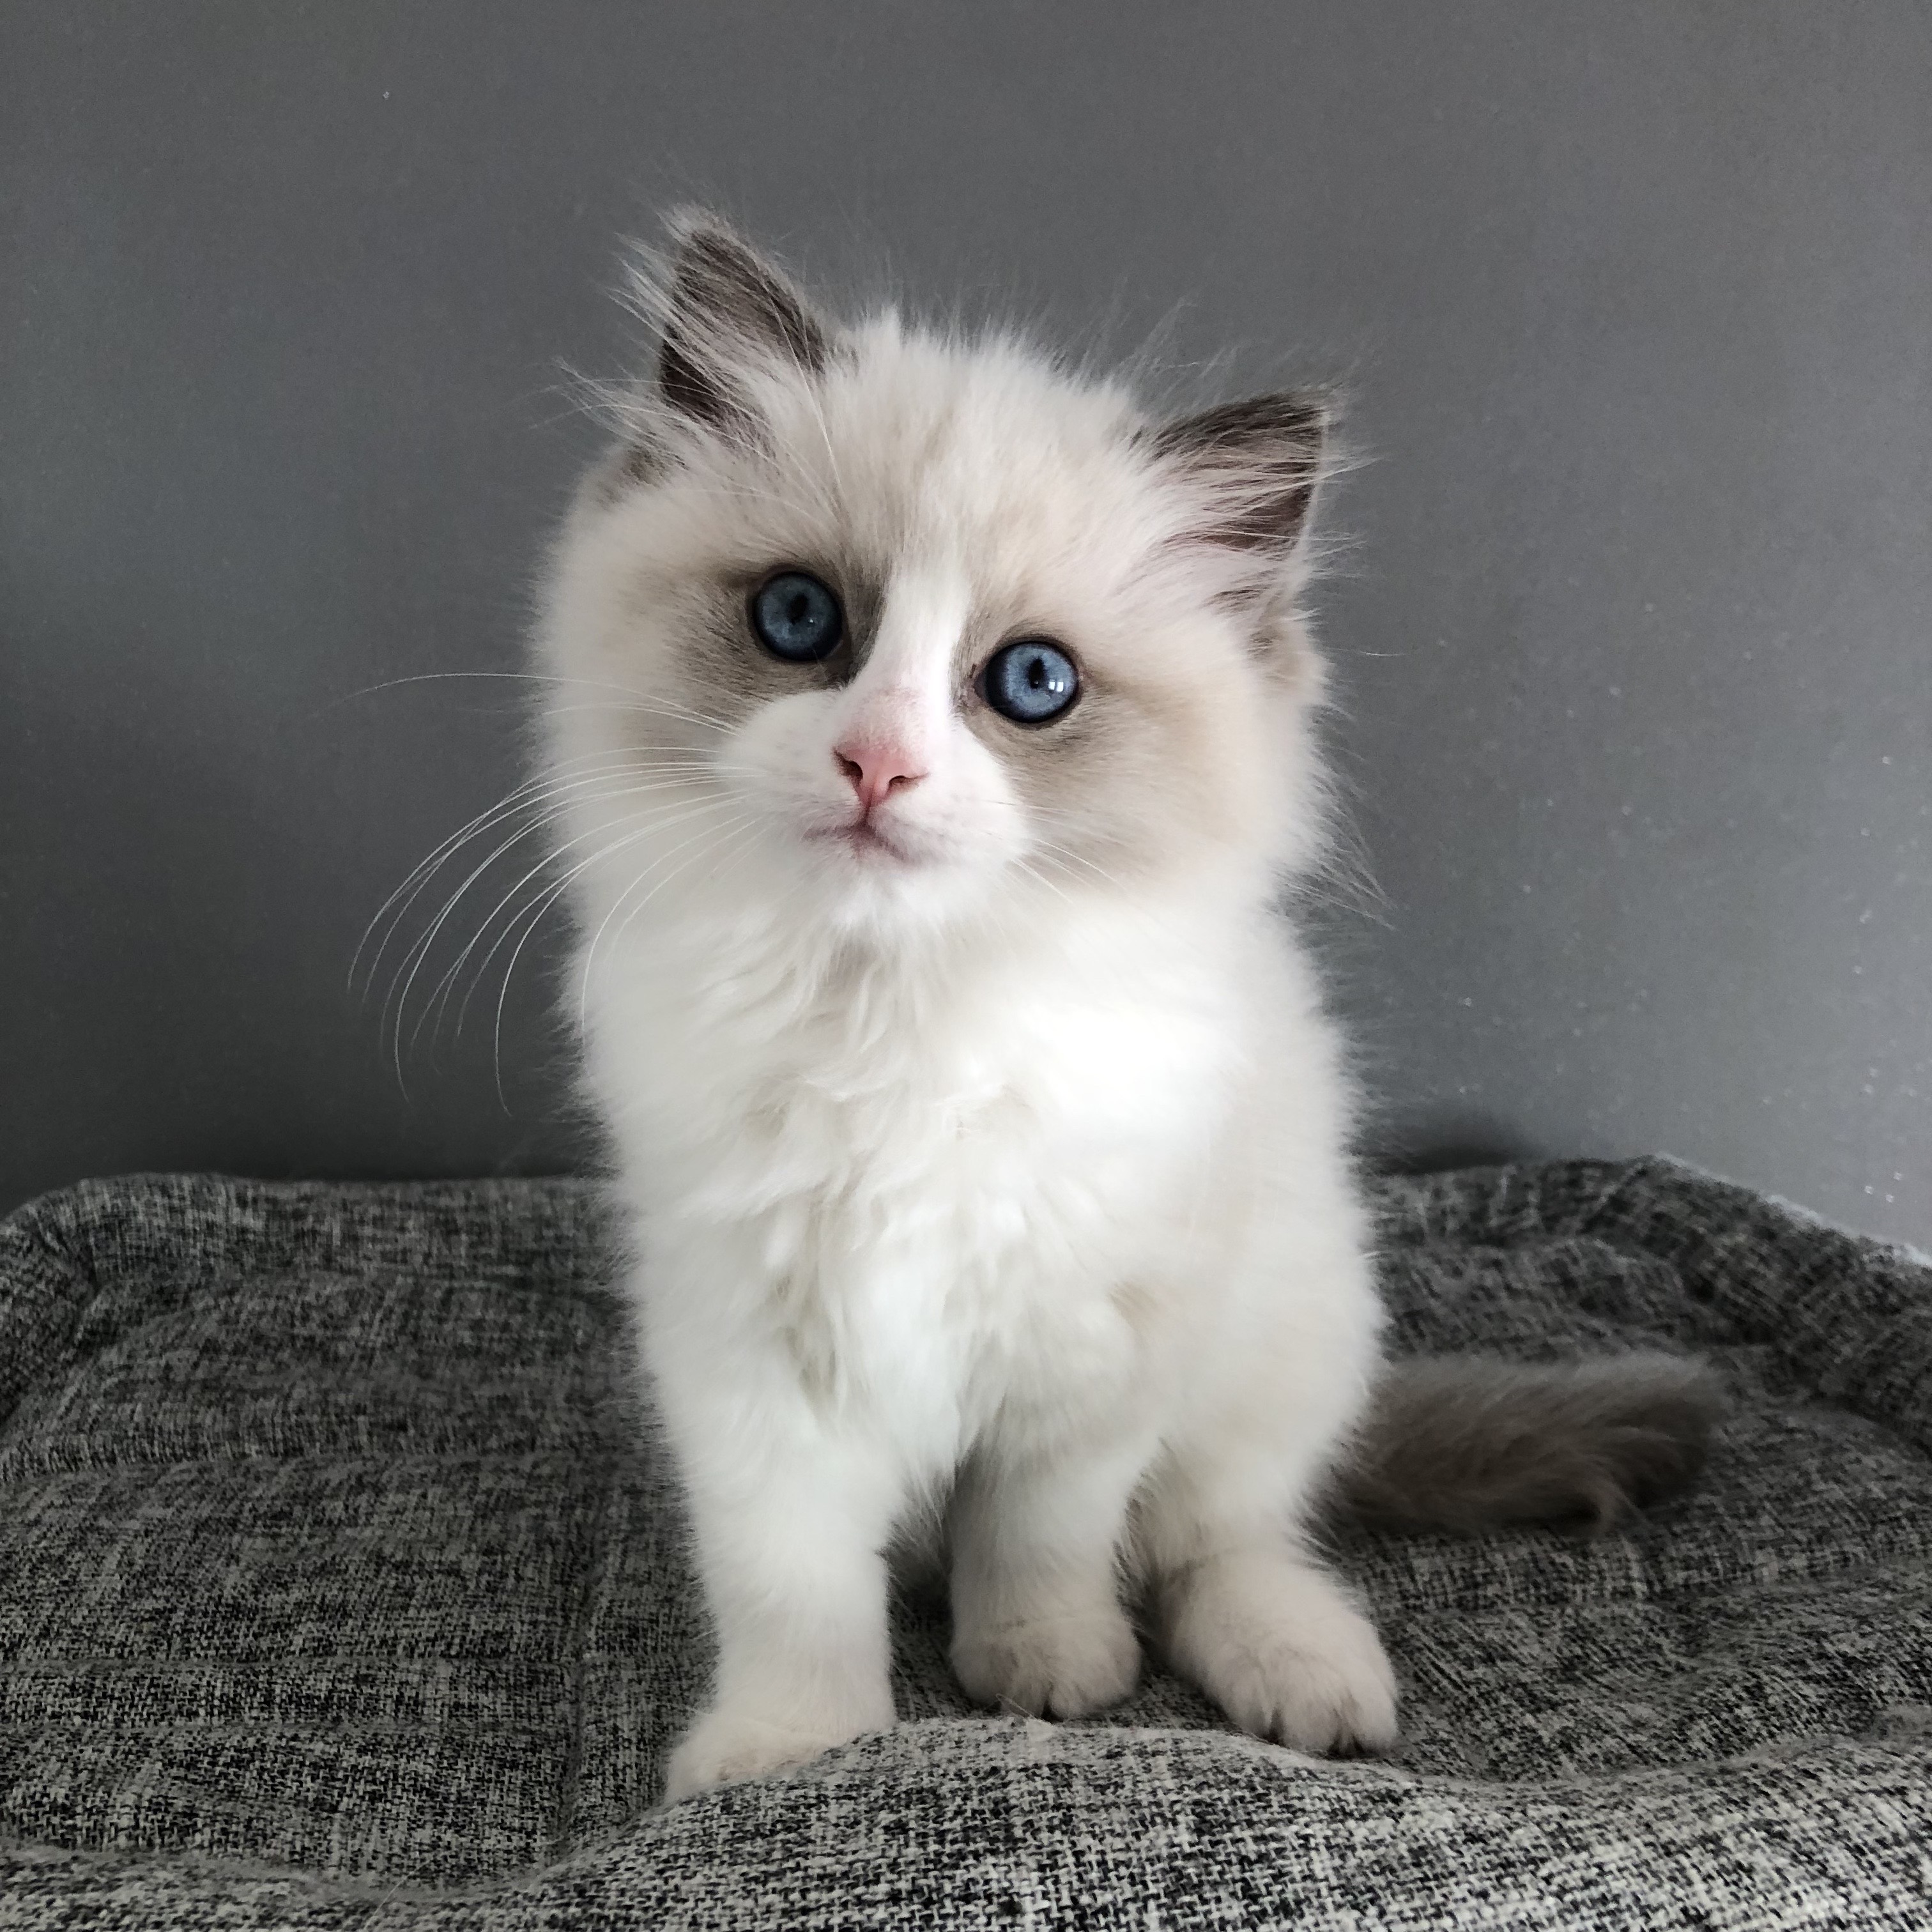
[834, 739, 926, 813]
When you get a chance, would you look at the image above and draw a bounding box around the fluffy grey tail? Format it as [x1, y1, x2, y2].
[1335, 1353, 1724, 1535]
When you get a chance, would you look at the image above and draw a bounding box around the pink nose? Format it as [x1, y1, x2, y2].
[834, 739, 926, 813]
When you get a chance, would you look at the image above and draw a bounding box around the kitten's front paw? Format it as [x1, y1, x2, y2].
[1190, 1618, 1398, 1754]
[1164, 1556, 1399, 1755]
[663, 1703, 881, 1801]
[951, 1608, 1142, 1719]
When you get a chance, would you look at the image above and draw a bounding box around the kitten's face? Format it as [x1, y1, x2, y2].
[540, 221, 1330, 940]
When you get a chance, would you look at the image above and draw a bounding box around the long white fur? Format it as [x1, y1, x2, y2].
[535, 223, 1395, 1798]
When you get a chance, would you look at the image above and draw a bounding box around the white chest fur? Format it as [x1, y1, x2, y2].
[583, 893, 1250, 1468]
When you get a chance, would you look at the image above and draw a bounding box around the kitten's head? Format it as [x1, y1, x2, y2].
[539, 215, 1337, 944]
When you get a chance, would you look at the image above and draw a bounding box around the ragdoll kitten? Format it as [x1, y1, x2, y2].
[532, 215, 1715, 1800]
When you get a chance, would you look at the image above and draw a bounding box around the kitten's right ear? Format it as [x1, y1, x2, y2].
[650, 212, 835, 441]
[1146, 390, 1331, 568]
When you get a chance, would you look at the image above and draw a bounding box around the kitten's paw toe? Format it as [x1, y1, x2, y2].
[1167, 1559, 1399, 1756]
[662, 1703, 881, 1801]
[951, 1609, 1142, 1719]
[1204, 1625, 1399, 1754]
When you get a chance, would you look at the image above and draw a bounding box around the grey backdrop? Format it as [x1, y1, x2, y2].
[4, 4, 1928, 1245]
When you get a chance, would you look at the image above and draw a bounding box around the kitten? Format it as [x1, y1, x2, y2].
[532, 215, 1717, 1800]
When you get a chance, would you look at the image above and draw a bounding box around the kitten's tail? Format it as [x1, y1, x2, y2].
[1335, 1353, 1724, 1535]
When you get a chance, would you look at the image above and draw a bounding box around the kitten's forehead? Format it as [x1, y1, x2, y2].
[754, 323, 1155, 590]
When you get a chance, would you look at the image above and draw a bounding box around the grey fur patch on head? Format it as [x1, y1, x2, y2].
[1147, 391, 1330, 557]
[657, 212, 835, 438]
[1334, 1352, 1726, 1536]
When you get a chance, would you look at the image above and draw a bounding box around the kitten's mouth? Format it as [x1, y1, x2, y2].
[815, 815, 915, 865]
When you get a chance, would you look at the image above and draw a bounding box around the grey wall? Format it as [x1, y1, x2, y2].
[4, 3, 1928, 1243]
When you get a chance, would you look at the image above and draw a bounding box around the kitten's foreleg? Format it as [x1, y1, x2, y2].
[947, 1430, 1154, 1719]
[651, 1318, 901, 1800]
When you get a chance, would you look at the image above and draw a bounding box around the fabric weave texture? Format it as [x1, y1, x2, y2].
[1, 1158, 1928, 1928]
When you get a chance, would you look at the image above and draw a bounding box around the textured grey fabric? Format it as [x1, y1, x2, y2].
[0, 1159, 1928, 1928]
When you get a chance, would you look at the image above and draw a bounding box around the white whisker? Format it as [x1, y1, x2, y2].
[425, 790, 745, 1056]
[576, 807, 767, 1031]
[491, 799, 755, 1098]
[356, 753, 688, 1000]
[372, 768, 701, 1020]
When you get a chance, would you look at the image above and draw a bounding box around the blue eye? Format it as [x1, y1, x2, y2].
[751, 571, 843, 663]
[981, 639, 1080, 724]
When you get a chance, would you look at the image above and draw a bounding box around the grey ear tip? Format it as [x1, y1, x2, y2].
[662, 208, 772, 284]
[1282, 383, 1336, 424]
[1148, 388, 1335, 462]
[664, 203, 741, 245]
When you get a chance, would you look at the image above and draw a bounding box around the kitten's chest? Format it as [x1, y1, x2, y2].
[693, 954, 1229, 1219]
[606, 935, 1239, 1403]
[769, 997, 1222, 1421]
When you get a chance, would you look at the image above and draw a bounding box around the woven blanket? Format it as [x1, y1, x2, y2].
[1, 1160, 1928, 1929]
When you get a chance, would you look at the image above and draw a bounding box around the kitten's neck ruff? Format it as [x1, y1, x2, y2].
[575, 814, 1271, 1221]
[585, 834, 1266, 1055]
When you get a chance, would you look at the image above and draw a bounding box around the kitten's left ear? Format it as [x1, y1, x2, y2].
[1146, 392, 1330, 567]
[654, 211, 836, 440]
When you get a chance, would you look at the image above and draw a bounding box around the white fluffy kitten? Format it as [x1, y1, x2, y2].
[532, 217, 1713, 1800]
